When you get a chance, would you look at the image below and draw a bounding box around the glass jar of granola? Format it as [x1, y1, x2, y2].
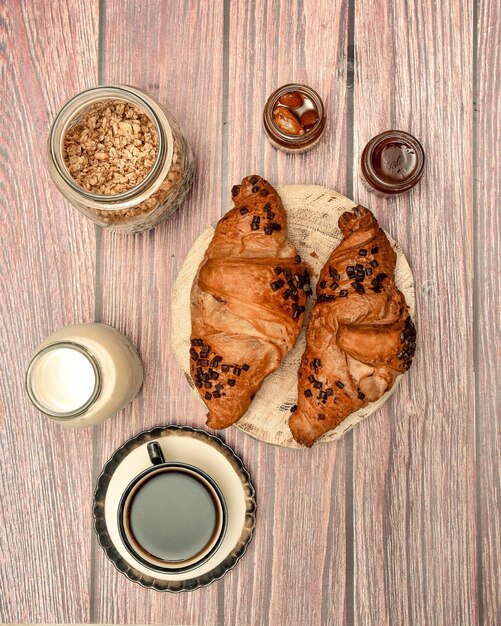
[48, 85, 194, 234]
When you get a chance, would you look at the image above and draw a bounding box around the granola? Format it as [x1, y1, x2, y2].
[63, 100, 159, 195]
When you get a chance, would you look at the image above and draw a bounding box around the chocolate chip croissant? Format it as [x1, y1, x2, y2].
[290, 206, 416, 447]
[190, 175, 311, 429]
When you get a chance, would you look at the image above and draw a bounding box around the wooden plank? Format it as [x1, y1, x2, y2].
[0, 0, 98, 622]
[93, 0, 224, 623]
[352, 1, 476, 624]
[475, 0, 501, 623]
[223, 1, 351, 624]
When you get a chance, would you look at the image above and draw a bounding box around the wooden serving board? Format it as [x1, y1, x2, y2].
[171, 185, 415, 448]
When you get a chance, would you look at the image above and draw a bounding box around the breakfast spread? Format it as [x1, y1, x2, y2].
[190, 175, 310, 429]
[290, 206, 416, 446]
[37, 77, 423, 589]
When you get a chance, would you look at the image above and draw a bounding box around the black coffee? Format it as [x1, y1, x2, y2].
[128, 470, 218, 562]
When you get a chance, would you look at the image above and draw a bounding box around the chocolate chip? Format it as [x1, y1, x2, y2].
[284, 268, 292, 279]
[340, 290, 348, 297]
[202, 345, 210, 352]
[358, 391, 366, 400]
[355, 264, 364, 271]
[190, 348, 198, 361]
[303, 285, 312, 295]
[191, 339, 199, 346]
[196, 381, 203, 388]
[313, 381, 322, 389]
[354, 283, 365, 294]
[252, 186, 259, 193]
[325, 388, 334, 396]
[251, 216, 260, 230]
[215, 383, 224, 391]
[377, 273, 388, 281]
[196, 367, 202, 374]
[304, 389, 313, 398]
[319, 390, 327, 400]
[264, 224, 273, 235]
[212, 391, 221, 398]
[290, 404, 298, 412]
[271, 279, 285, 291]
[274, 266, 283, 275]
[242, 363, 250, 371]
[346, 265, 354, 274]
[260, 189, 269, 196]
[397, 351, 405, 360]
[308, 374, 316, 384]
[239, 207, 249, 215]
[272, 222, 282, 231]
[313, 358, 321, 369]
[336, 380, 344, 389]
[204, 382, 212, 389]
[282, 289, 291, 300]
[366, 267, 373, 276]
[198, 359, 209, 367]
[292, 307, 301, 320]
[295, 254, 302, 263]
[210, 371, 219, 380]
[221, 364, 230, 372]
[359, 249, 367, 256]
[267, 211, 275, 220]
[249, 176, 259, 185]
[371, 246, 379, 254]
[205, 392, 212, 400]
[356, 270, 365, 280]
[318, 294, 335, 302]
[330, 281, 339, 290]
[231, 185, 240, 196]
[329, 269, 340, 280]
[263, 202, 272, 211]
[291, 293, 299, 302]
[234, 367, 241, 376]
[370, 260, 379, 268]
[371, 285, 382, 293]
[200, 351, 208, 359]
[227, 379, 236, 387]
[319, 280, 327, 289]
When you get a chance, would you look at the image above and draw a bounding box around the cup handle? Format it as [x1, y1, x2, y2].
[147, 441, 165, 465]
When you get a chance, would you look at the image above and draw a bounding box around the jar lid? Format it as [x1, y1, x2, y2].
[361, 130, 425, 194]
[26, 342, 101, 419]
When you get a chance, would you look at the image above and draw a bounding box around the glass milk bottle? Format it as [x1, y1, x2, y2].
[25, 323, 143, 427]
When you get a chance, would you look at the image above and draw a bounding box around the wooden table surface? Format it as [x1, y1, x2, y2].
[1, 1, 500, 624]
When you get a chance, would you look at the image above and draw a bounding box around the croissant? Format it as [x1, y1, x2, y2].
[290, 205, 416, 447]
[190, 175, 311, 429]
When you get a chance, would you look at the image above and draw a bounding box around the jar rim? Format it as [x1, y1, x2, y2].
[25, 341, 102, 419]
[48, 85, 173, 210]
[263, 83, 325, 146]
[360, 130, 425, 193]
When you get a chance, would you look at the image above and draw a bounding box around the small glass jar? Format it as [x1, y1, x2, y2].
[48, 85, 195, 234]
[360, 130, 425, 196]
[25, 323, 143, 427]
[263, 83, 326, 153]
